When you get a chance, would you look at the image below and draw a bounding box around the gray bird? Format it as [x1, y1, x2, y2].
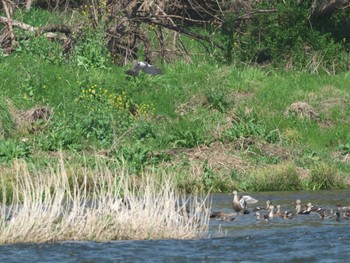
[125, 61, 162, 76]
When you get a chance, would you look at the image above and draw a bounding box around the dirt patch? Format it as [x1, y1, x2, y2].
[15, 106, 53, 133]
[161, 141, 251, 174]
[284, 101, 320, 121]
[175, 94, 207, 116]
[260, 142, 293, 161]
[330, 151, 350, 163]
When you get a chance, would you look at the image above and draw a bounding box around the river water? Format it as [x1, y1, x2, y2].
[1, 190, 349, 262]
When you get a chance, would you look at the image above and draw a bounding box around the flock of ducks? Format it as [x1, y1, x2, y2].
[210, 191, 350, 223]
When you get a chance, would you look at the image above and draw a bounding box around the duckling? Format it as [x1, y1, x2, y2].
[232, 190, 258, 214]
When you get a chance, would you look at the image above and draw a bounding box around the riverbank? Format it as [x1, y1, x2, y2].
[1, 55, 350, 193]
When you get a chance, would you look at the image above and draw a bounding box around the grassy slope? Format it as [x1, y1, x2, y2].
[1, 5, 350, 192]
[1, 51, 350, 192]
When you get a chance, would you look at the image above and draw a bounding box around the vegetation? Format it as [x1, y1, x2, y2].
[0, 2, 349, 206]
[0, 159, 210, 243]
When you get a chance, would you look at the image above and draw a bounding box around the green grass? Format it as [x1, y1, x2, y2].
[1, 52, 350, 191]
[1, 5, 350, 192]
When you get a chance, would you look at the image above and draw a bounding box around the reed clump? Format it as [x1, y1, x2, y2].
[0, 158, 210, 244]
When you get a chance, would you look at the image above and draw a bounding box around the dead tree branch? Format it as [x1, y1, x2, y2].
[314, 0, 350, 16]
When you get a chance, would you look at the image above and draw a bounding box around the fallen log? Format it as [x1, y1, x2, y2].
[0, 16, 72, 52]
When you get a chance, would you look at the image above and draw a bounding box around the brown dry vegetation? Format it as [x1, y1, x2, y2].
[0, 158, 211, 243]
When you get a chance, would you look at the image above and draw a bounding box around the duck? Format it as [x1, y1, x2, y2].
[268, 205, 275, 219]
[232, 190, 258, 214]
[125, 61, 162, 76]
[275, 205, 284, 218]
[256, 211, 269, 222]
[318, 208, 342, 221]
[283, 210, 294, 219]
[254, 200, 271, 211]
[210, 211, 236, 221]
[297, 202, 313, 215]
[255, 211, 261, 221]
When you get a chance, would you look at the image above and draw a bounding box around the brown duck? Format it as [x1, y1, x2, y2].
[232, 190, 258, 214]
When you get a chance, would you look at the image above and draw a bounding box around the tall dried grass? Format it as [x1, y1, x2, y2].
[0, 158, 210, 244]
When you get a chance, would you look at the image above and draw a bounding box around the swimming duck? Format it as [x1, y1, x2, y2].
[268, 205, 275, 219]
[255, 211, 269, 222]
[283, 210, 294, 219]
[297, 202, 313, 215]
[254, 200, 271, 211]
[232, 190, 258, 214]
[125, 61, 162, 76]
[210, 211, 236, 221]
[275, 205, 285, 218]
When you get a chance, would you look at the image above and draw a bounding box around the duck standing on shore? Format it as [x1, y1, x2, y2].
[232, 190, 258, 214]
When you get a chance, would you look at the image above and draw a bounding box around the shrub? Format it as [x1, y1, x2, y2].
[222, 1, 349, 71]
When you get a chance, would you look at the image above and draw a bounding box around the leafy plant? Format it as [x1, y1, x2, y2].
[19, 34, 65, 65]
[205, 88, 233, 113]
[0, 139, 32, 163]
[73, 28, 111, 69]
[201, 162, 230, 192]
[337, 142, 350, 155]
[112, 143, 153, 174]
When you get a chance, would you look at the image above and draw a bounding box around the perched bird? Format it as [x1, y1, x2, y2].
[232, 190, 258, 214]
[125, 61, 162, 76]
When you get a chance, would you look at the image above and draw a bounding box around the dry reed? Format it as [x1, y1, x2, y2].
[0, 158, 210, 244]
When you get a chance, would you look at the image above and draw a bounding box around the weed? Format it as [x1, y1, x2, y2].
[337, 142, 350, 155]
[0, 139, 32, 163]
[73, 27, 111, 69]
[19, 34, 65, 65]
[205, 89, 233, 113]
